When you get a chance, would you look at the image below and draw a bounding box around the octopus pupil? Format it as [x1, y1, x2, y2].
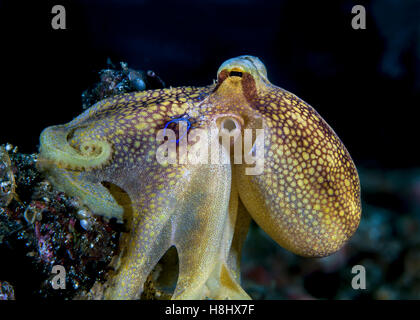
[229, 71, 243, 78]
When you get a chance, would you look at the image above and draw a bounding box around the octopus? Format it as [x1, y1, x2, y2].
[37, 55, 361, 299]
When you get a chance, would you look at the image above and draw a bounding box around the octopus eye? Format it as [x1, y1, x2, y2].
[229, 71, 243, 78]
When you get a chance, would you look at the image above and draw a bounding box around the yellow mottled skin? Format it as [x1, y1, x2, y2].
[38, 55, 361, 299]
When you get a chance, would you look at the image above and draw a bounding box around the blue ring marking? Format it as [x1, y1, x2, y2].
[163, 117, 191, 143]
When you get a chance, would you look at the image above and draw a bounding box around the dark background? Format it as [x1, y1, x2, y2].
[0, 0, 419, 299]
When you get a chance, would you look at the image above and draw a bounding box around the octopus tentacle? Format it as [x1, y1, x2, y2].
[172, 168, 250, 300]
[226, 197, 252, 283]
[43, 168, 124, 221]
[39, 125, 113, 171]
[104, 200, 174, 299]
[171, 164, 232, 299]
